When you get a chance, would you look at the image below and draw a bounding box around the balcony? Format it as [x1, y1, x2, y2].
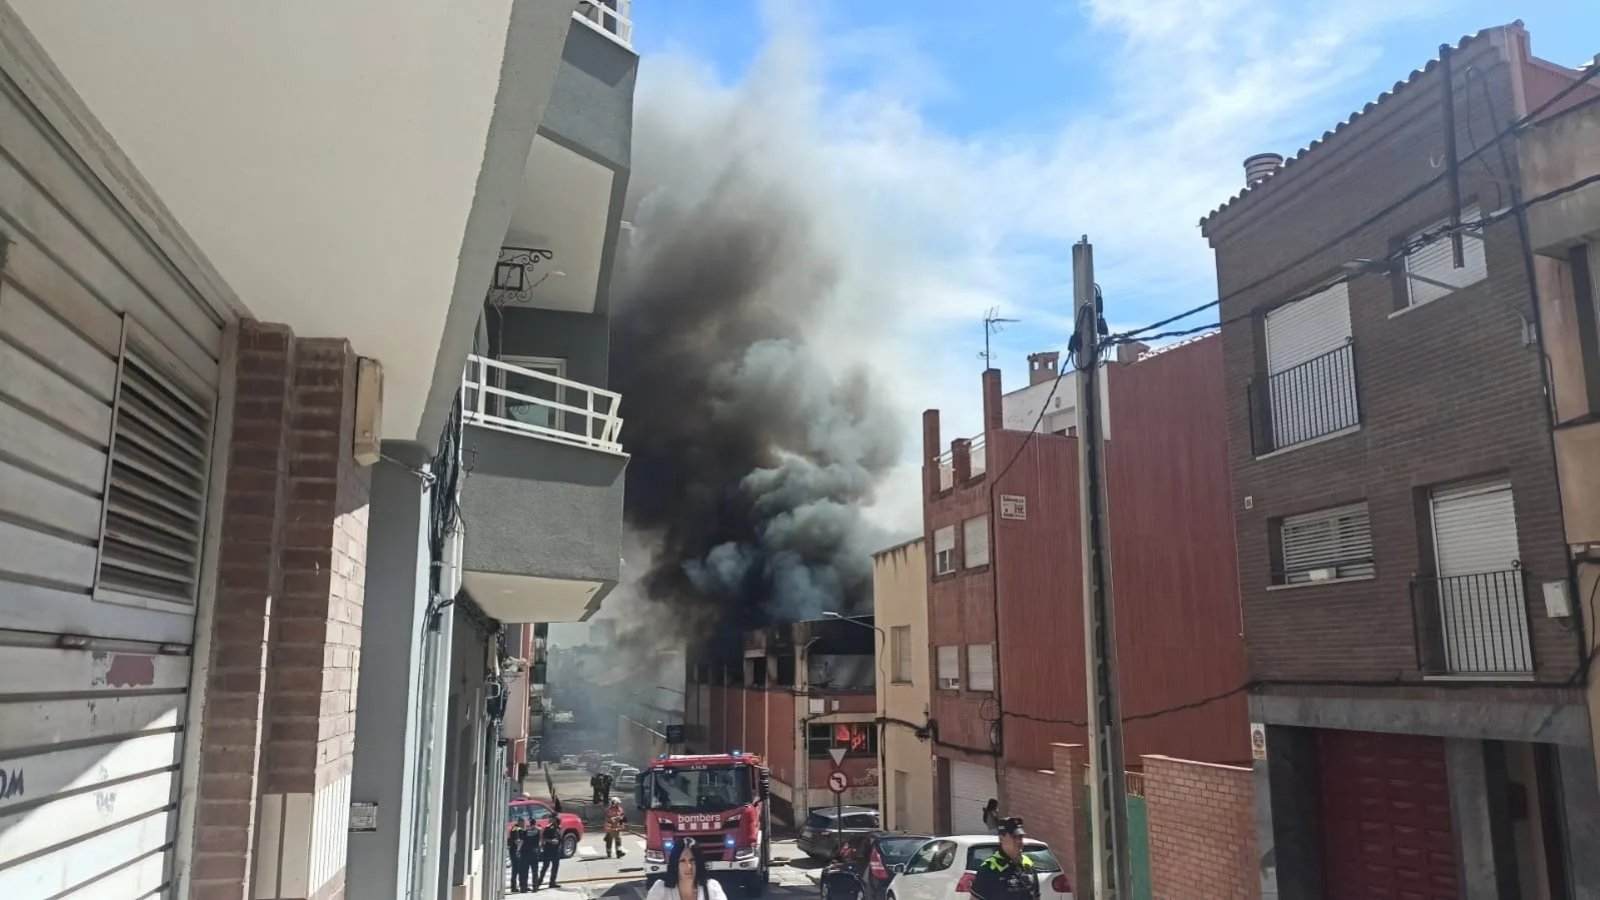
[574, 0, 634, 49]
[458, 354, 626, 624]
[1248, 342, 1360, 455]
[1410, 568, 1535, 677]
[934, 435, 987, 490]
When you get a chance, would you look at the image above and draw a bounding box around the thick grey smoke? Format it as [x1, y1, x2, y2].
[607, 56, 901, 645]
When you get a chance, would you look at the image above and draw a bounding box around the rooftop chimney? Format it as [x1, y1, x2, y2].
[1243, 152, 1283, 187]
[1027, 351, 1060, 386]
[1116, 342, 1150, 364]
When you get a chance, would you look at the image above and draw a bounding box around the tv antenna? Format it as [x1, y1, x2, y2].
[981, 308, 1019, 369]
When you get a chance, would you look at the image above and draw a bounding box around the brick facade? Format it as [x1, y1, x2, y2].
[1206, 29, 1581, 691]
[192, 320, 371, 900]
[1142, 756, 1259, 900]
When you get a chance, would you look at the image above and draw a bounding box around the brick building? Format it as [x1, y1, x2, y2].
[1201, 22, 1600, 897]
[0, 4, 636, 899]
[919, 337, 1249, 855]
[684, 618, 880, 826]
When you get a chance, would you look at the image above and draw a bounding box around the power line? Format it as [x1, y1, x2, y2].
[1117, 55, 1600, 343]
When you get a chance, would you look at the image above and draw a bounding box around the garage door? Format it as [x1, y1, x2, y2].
[949, 761, 998, 835]
[1318, 730, 1458, 900]
[0, 68, 225, 896]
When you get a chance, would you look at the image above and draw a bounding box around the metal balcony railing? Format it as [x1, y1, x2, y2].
[575, 0, 634, 48]
[1248, 342, 1360, 455]
[1410, 567, 1535, 676]
[462, 354, 624, 455]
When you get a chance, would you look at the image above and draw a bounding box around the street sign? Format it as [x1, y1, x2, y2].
[665, 724, 684, 744]
[828, 747, 847, 768]
[827, 770, 849, 794]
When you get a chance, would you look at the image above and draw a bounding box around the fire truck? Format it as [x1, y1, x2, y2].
[636, 752, 772, 895]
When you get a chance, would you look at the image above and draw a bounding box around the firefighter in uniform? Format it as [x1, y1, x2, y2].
[970, 818, 1040, 900]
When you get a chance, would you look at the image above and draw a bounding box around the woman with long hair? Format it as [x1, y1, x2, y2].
[645, 839, 728, 900]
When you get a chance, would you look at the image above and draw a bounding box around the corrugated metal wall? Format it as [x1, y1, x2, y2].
[0, 60, 227, 897]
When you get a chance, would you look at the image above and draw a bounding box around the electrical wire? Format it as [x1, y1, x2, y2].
[1116, 56, 1600, 344]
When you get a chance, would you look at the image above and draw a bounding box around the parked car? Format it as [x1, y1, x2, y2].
[507, 796, 585, 858]
[797, 806, 882, 860]
[827, 831, 933, 900]
[615, 766, 639, 791]
[888, 836, 1072, 900]
[558, 754, 578, 769]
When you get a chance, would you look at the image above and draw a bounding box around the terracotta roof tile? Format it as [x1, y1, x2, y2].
[1197, 22, 1521, 230]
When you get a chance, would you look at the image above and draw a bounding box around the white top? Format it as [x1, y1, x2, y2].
[644, 878, 729, 900]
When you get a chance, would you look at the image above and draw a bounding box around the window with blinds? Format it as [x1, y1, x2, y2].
[934, 525, 956, 575]
[963, 515, 990, 568]
[936, 645, 960, 690]
[966, 644, 995, 692]
[95, 332, 215, 608]
[1403, 205, 1488, 307]
[891, 625, 912, 683]
[1277, 502, 1374, 584]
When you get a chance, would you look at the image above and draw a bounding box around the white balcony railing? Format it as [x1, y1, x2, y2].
[574, 0, 634, 49]
[462, 354, 624, 455]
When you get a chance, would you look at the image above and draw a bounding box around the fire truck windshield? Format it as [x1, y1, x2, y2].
[643, 766, 753, 811]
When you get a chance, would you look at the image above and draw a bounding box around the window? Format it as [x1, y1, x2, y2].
[1259, 282, 1357, 452]
[807, 723, 877, 759]
[905, 840, 957, 875]
[96, 325, 216, 609]
[966, 644, 995, 692]
[496, 355, 566, 431]
[844, 812, 880, 830]
[1276, 502, 1374, 584]
[1402, 205, 1488, 307]
[1426, 480, 1531, 674]
[890, 625, 913, 683]
[936, 645, 960, 690]
[934, 526, 956, 575]
[963, 515, 990, 568]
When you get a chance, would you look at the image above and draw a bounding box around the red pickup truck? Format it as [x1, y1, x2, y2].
[508, 796, 584, 858]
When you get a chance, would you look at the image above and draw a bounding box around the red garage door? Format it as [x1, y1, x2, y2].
[1318, 730, 1458, 899]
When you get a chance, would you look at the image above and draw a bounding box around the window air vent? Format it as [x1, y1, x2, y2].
[97, 336, 214, 607]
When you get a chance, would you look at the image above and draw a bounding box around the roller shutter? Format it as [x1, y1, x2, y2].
[948, 761, 997, 835]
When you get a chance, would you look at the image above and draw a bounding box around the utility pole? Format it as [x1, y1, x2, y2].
[1072, 237, 1131, 900]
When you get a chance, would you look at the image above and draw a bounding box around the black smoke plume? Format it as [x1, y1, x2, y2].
[608, 91, 900, 651]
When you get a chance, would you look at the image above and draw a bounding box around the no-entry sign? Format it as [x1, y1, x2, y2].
[827, 770, 849, 794]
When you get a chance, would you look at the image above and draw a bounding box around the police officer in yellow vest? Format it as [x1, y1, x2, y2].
[970, 817, 1039, 900]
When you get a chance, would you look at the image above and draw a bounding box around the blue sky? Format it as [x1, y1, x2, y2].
[623, 0, 1600, 530]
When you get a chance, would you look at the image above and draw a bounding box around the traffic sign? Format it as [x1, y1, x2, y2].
[828, 747, 847, 768]
[827, 770, 849, 794]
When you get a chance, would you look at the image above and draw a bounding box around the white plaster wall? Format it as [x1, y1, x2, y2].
[8, 0, 559, 441]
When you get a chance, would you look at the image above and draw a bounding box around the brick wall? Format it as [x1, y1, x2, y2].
[192, 321, 372, 900]
[1143, 755, 1258, 900]
[193, 322, 295, 898]
[1001, 744, 1084, 891]
[1206, 30, 1580, 687]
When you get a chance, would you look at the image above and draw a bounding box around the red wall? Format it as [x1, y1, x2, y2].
[743, 689, 765, 756]
[925, 338, 1250, 775]
[767, 690, 796, 786]
[1103, 338, 1249, 764]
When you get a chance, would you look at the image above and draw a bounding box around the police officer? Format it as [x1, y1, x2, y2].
[970, 818, 1039, 900]
[509, 817, 534, 893]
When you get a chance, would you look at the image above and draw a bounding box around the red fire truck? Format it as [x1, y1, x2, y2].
[636, 752, 772, 895]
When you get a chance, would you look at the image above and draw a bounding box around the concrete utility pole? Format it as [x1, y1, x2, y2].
[1072, 238, 1131, 900]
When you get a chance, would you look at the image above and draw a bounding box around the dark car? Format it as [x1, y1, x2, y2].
[826, 832, 932, 900]
[798, 806, 882, 860]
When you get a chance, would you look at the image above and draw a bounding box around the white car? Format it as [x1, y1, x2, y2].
[889, 836, 1073, 900]
[615, 766, 639, 790]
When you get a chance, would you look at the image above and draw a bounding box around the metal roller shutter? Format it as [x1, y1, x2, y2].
[948, 761, 997, 835]
[1264, 282, 1351, 374]
[1404, 205, 1488, 307]
[1430, 481, 1531, 673]
[0, 69, 226, 896]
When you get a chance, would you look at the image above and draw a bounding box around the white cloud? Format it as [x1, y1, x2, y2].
[634, 0, 1436, 534]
